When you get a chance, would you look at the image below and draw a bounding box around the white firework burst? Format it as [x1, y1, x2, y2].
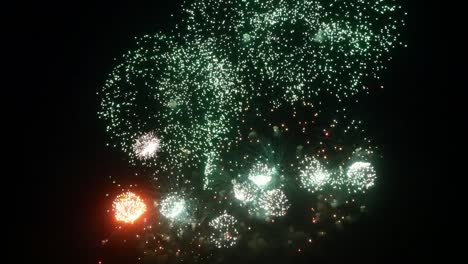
[253, 189, 290, 218]
[159, 194, 188, 222]
[346, 161, 376, 192]
[132, 132, 161, 160]
[209, 213, 239, 248]
[248, 162, 275, 188]
[233, 181, 257, 203]
[299, 156, 331, 192]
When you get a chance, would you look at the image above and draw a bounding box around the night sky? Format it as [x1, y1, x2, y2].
[24, 0, 434, 263]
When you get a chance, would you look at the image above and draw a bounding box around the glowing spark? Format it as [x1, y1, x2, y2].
[113, 192, 147, 223]
[248, 162, 275, 187]
[254, 189, 290, 218]
[299, 156, 331, 192]
[183, 0, 405, 107]
[133, 132, 161, 160]
[346, 161, 376, 191]
[233, 181, 257, 203]
[209, 213, 239, 248]
[160, 194, 187, 221]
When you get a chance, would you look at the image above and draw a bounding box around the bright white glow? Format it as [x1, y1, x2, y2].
[347, 161, 376, 191]
[113, 192, 146, 223]
[142, 142, 158, 156]
[233, 181, 256, 202]
[250, 175, 271, 187]
[167, 200, 185, 218]
[248, 163, 275, 187]
[254, 189, 290, 218]
[160, 194, 187, 220]
[133, 132, 161, 160]
[299, 156, 331, 192]
[209, 213, 239, 248]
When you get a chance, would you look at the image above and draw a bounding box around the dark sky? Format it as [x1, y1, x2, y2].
[23, 0, 434, 263]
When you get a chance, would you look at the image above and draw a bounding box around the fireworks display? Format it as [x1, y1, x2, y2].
[97, 0, 405, 262]
[254, 188, 290, 218]
[208, 213, 240, 248]
[248, 162, 275, 188]
[346, 161, 377, 192]
[98, 34, 243, 174]
[133, 131, 161, 160]
[233, 180, 257, 203]
[160, 194, 191, 224]
[112, 192, 147, 224]
[182, 0, 406, 107]
[299, 156, 331, 193]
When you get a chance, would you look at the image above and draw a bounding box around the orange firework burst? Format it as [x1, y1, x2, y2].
[113, 192, 147, 223]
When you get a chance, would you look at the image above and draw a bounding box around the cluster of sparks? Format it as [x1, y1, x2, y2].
[255, 189, 290, 218]
[98, 34, 243, 175]
[248, 162, 275, 188]
[113, 192, 147, 224]
[98, 0, 405, 262]
[299, 155, 376, 194]
[183, 0, 406, 107]
[98, 0, 404, 188]
[233, 180, 257, 203]
[208, 213, 240, 248]
[346, 161, 376, 192]
[106, 112, 380, 261]
[299, 156, 331, 193]
[233, 166, 291, 219]
[132, 131, 161, 160]
[159, 194, 188, 222]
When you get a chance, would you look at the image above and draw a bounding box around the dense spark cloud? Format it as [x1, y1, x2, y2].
[254, 189, 290, 218]
[182, 0, 406, 107]
[157, 37, 244, 170]
[325, 146, 379, 194]
[98, 34, 244, 176]
[159, 194, 188, 222]
[248, 162, 275, 188]
[203, 150, 222, 190]
[98, 34, 173, 166]
[113, 192, 147, 224]
[346, 161, 376, 192]
[99, 0, 404, 179]
[133, 131, 161, 160]
[97, 0, 405, 261]
[299, 156, 331, 193]
[103, 110, 381, 261]
[233, 180, 257, 203]
[209, 213, 240, 248]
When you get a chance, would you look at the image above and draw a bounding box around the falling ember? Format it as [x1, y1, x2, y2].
[113, 192, 147, 223]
